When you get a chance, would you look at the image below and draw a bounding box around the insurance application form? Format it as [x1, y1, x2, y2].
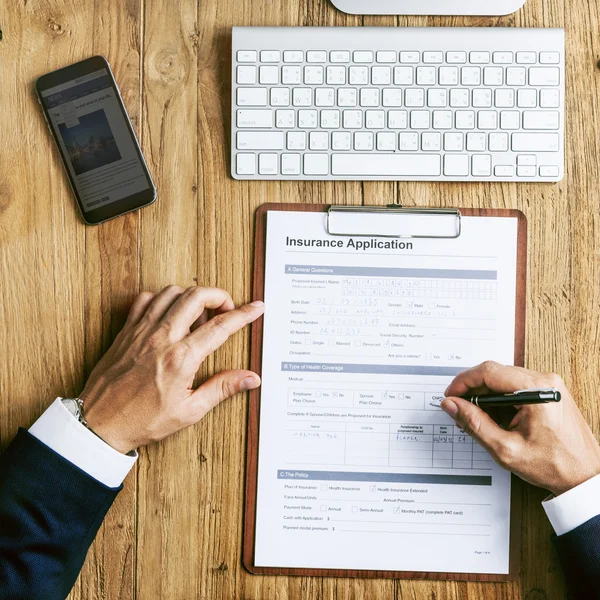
[254, 209, 519, 575]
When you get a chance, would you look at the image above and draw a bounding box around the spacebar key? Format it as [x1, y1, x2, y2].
[332, 154, 441, 177]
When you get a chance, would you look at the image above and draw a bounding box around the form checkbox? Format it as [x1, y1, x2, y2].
[320, 505, 327, 512]
[393, 506, 400, 514]
[329, 339, 335, 346]
[321, 483, 328, 491]
[352, 506, 358, 513]
[355, 340, 362, 347]
[369, 484, 376, 492]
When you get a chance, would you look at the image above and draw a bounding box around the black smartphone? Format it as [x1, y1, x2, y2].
[36, 56, 156, 225]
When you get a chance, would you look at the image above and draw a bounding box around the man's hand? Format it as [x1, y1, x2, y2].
[80, 286, 265, 454]
[441, 361, 600, 496]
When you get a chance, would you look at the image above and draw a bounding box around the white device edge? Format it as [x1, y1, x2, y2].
[329, 0, 527, 16]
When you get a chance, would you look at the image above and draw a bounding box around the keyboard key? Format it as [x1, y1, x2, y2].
[237, 87, 268, 106]
[516, 52, 536, 64]
[237, 131, 284, 150]
[259, 153, 278, 175]
[304, 153, 329, 175]
[472, 89, 492, 107]
[237, 65, 257, 84]
[372, 66, 392, 85]
[447, 51, 467, 64]
[298, 109, 318, 128]
[399, 132, 419, 151]
[501, 111, 520, 130]
[495, 89, 515, 108]
[237, 50, 257, 63]
[332, 131, 351, 150]
[467, 132, 486, 151]
[354, 51, 374, 63]
[472, 155, 492, 176]
[517, 88, 537, 108]
[321, 109, 341, 128]
[293, 88, 312, 106]
[360, 88, 380, 107]
[455, 110, 475, 130]
[410, 111, 430, 129]
[355, 131, 374, 150]
[439, 67, 459, 85]
[512, 132, 559, 152]
[304, 66, 324, 84]
[377, 51, 397, 63]
[330, 50, 350, 63]
[444, 132, 464, 151]
[349, 66, 369, 85]
[517, 154, 536, 166]
[315, 88, 335, 106]
[422, 132, 441, 151]
[306, 51, 327, 63]
[428, 89, 448, 108]
[506, 67, 526, 86]
[383, 89, 403, 107]
[493, 52, 513, 64]
[478, 111, 498, 130]
[337, 88, 357, 107]
[283, 50, 304, 63]
[377, 132, 396, 151]
[331, 154, 441, 176]
[236, 153, 256, 175]
[484, 67, 503, 86]
[270, 88, 290, 106]
[394, 67, 414, 85]
[237, 109, 273, 128]
[540, 165, 559, 177]
[461, 67, 481, 86]
[388, 110, 408, 129]
[281, 153, 301, 175]
[400, 51, 420, 64]
[444, 155, 469, 176]
[275, 109, 295, 128]
[309, 131, 329, 150]
[529, 67, 560, 86]
[417, 67, 436, 86]
[423, 51, 443, 64]
[327, 66, 346, 85]
[366, 110, 385, 129]
[433, 110, 453, 129]
[523, 110, 559, 130]
[405, 89, 424, 107]
[259, 65, 279, 84]
[540, 52, 560, 64]
[517, 165, 536, 177]
[287, 131, 306, 150]
[540, 89, 560, 108]
[343, 110, 363, 129]
[470, 52, 490, 64]
[494, 165, 514, 177]
[489, 132, 509, 151]
[282, 65, 302, 84]
[450, 89, 470, 107]
[260, 50, 281, 62]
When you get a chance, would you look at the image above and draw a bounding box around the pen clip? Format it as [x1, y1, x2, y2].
[510, 388, 557, 395]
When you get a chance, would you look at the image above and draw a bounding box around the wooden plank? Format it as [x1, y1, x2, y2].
[135, 0, 199, 598]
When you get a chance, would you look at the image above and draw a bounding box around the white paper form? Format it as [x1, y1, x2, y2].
[254, 210, 519, 575]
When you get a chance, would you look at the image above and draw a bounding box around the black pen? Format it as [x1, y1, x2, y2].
[465, 388, 561, 407]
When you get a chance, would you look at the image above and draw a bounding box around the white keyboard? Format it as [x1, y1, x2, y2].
[231, 27, 564, 182]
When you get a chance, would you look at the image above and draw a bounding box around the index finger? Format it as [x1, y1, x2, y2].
[445, 361, 538, 398]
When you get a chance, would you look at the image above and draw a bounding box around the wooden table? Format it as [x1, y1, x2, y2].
[1, 1, 598, 598]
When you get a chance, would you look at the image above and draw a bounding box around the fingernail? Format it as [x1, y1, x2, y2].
[441, 399, 459, 418]
[241, 376, 260, 391]
[250, 300, 264, 308]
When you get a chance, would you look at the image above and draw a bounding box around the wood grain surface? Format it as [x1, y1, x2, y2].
[0, 0, 598, 598]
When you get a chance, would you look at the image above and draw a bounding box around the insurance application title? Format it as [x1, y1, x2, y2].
[285, 237, 413, 251]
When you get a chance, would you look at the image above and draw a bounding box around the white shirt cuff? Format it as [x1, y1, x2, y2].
[29, 398, 137, 489]
[542, 473, 600, 536]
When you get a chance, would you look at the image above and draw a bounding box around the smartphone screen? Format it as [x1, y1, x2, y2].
[36, 56, 156, 224]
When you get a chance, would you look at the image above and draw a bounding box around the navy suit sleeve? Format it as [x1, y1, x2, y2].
[553, 514, 600, 599]
[0, 428, 120, 600]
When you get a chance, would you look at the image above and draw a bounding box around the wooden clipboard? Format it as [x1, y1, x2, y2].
[244, 203, 527, 582]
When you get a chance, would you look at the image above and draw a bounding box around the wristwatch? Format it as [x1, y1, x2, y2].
[60, 397, 90, 428]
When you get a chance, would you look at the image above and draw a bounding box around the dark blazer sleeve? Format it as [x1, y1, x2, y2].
[553, 515, 600, 599]
[0, 428, 120, 600]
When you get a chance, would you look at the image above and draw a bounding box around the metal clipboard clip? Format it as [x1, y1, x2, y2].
[326, 204, 462, 239]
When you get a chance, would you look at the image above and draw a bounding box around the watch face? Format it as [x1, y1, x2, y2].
[62, 398, 80, 418]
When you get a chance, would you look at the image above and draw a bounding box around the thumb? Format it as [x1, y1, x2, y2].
[441, 397, 521, 466]
[189, 370, 261, 420]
